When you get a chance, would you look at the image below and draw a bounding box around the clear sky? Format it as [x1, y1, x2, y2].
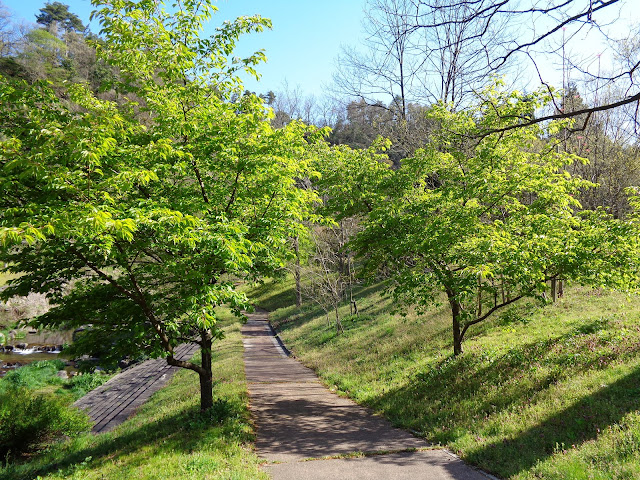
[3, 0, 638, 103]
[2, 0, 367, 97]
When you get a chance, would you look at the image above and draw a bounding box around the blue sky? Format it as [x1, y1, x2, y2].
[2, 0, 367, 97]
[3, 0, 638, 103]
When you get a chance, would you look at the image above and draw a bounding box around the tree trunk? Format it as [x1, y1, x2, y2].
[199, 330, 214, 411]
[453, 315, 463, 356]
[294, 236, 302, 308]
[447, 292, 464, 356]
[338, 220, 346, 275]
[551, 278, 557, 303]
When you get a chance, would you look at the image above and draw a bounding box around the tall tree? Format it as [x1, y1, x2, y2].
[411, 0, 640, 134]
[333, 0, 420, 116]
[0, 2, 20, 57]
[334, 0, 511, 112]
[0, 0, 323, 410]
[36, 2, 85, 36]
[562, 85, 640, 217]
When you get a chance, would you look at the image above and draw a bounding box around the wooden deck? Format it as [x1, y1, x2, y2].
[73, 343, 199, 433]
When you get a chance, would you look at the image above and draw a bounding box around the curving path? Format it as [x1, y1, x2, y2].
[242, 310, 494, 480]
[73, 343, 199, 433]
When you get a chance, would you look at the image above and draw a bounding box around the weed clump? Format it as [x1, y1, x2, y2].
[0, 386, 91, 459]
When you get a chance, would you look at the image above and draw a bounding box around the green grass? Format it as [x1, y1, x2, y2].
[0, 322, 268, 480]
[0, 360, 111, 401]
[248, 278, 640, 479]
[1, 360, 68, 392]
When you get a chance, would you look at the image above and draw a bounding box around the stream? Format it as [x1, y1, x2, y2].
[0, 329, 73, 376]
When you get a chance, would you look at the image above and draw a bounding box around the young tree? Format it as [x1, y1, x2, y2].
[352, 85, 639, 355]
[301, 227, 348, 334]
[0, 0, 323, 410]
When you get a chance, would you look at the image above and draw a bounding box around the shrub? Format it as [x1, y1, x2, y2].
[66, 372, 110, 398]
[0, 360, 66, 390]
[0, 386, 91, 459]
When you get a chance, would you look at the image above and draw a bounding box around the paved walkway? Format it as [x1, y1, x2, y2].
[74, 343, 199, 433]
[242, 311, 492, 480]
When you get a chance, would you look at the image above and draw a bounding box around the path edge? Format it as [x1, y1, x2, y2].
[258, 309, 500, 480]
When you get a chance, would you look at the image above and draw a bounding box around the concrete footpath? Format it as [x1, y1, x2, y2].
[242, 310, 492, 480]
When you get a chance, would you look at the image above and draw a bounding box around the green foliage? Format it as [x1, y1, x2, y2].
[65, 372, 110, 398]
[347, 84, 640, 354]
[312, 137, 393, 219]
[0, 324, 267, 480]
[36, 2, 85, 33]
[0, 386, 91, 459]
[0, 0, 325, 409]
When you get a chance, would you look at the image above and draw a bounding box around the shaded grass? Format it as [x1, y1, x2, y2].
[245, 277, 297, 313]
[0, 322, 267, 480]
[247, 279, 640, 479]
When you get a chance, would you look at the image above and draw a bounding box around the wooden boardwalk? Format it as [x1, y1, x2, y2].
[74, 344, 199, 433]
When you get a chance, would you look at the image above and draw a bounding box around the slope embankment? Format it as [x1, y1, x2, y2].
[249, 279, 640, 479]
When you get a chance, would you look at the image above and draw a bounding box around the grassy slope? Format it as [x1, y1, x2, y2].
[1, 321, 267, 480]
[249, 278, 640, 480]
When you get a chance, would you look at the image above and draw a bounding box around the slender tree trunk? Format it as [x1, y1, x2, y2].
[338, 221, 345, 275]
[452, 315, 463, 356]
[551, 278, 557, 303]
[294, 236, 302, 308]
[199, 330, 214, 411]
[447, 292, 464, 356]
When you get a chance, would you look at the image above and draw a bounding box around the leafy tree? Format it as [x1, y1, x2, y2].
[4, 2, 101, 88]
[36, 2, 85, 35]
[350, 85, 639, 355]
[16, 28, 67, 81]
[0, 0, 324, 410]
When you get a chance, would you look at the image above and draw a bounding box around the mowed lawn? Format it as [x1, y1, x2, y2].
[249, 279, 640, 480]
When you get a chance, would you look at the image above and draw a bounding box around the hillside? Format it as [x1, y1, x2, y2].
[249, 279, 640, 479]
